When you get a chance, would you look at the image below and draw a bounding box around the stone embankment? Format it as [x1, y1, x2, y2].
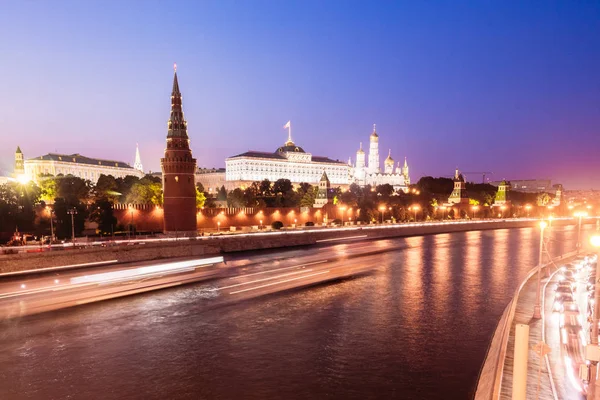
[0, 219, 575, 274]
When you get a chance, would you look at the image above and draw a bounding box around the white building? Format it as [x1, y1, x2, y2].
[18, 146, 144, 184]
[350, 125, 410, 191]
[225, 134, 349, 186]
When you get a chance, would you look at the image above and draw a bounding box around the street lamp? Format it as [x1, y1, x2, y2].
[412, 205, 420, 221]
[439, 206, 447, 221]
[128, 207, 134, 239]
[67, 208, 78, 244]
[46, 207, 55, 243]
[525, 204, 532, 218]
[500, 205, 507, 219]
[575, 211, 588, 252]
[533, 220, 547, 319]
[379, 206, 386, 224]
[472, 205, 479, 219]
[259, 219, 263, 230]
[217, 221, 221, 232]
[339, 206, 346, 226]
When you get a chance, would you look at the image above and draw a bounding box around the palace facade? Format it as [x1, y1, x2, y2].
[225, 135, 349, 186]
[16, 146, 144, 184]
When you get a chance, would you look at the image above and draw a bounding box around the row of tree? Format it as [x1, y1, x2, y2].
[0, 174, 560, 242]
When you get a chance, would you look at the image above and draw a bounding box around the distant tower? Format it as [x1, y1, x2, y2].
[384, 149, 394, 174]
[160, 64, 198, 234]
[14, 146, 24, 176]
[314, 171, 331, 208]
[448, 168, 469, 204]
[134, 143, 143, 173]
[494, 180, 511, 205]
[354, 142, 366, 184]
[402, 157, 410, 185]
[367, 124, 380, 174]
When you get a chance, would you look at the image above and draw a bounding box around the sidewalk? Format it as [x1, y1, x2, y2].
[499, 253, 578, 400]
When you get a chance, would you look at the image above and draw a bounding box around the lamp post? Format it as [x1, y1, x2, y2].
[46, 207, 55, 243]
[339, 206, 346, 226]
[379, 206, 386, 224]
[259, 219, 263, 230]
[500, 205, 507, 219]
[67, 208, 78, 244]
[217, 221, 221, 232]
[533, 221, 547, 319]
[472, 205, 479, 219]
[525, 204, 532, 218]
[575, 211, 588, 253]
[129, 208, 134, 239]
[412, 205, 420, 221]
[440, 206, 447, 221]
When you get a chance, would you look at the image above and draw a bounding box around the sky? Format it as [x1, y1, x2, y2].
[0, 1, 599, 188]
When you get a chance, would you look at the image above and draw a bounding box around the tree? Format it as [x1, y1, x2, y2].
[89, 199, 117, 235]
[227, 188, 245, 208]
[273, 179, 293, 195]
[94, 174, 119, 203]
[259, 179, 272, 197]
[537, 192, 551, 206]
[126, 179, 163, 205]
[217, 186, 227, 202]
[0, 181, 41, 234]
[196, 187, 206, 208]
[300, 186, 318, 207]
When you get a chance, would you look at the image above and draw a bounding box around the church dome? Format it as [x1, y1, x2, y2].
[357, 142, 364, 154]
[385, 150, 394, 165]
[370, 124, 378, 141]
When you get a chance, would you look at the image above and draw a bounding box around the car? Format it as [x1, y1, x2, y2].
[556, 285, 573, 297]
[554, 293, 574, 312]
[556, 281, 576, 293]
[562, 300, 579, 313]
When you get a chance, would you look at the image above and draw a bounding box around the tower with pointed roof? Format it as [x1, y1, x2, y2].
[447, 168, 469, 204]
[401, 157, 410, 185]
[367, 124, 380, 174]
[134, 144, 143, 173]
[314, 171, 331, 208]
[14, 146, 24, 176]
[160, 65, 198, 234]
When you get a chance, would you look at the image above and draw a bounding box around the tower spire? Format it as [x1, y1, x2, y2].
[134, 143, 143, 173]
[167, 65, 187, 139]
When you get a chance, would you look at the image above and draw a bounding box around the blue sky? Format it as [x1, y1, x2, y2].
[0, 1, 599, 188]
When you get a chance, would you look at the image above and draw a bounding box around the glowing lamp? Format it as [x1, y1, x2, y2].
[590, 235, 600, 248]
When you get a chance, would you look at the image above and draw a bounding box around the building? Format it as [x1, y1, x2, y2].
[490, 179, 552, 193]
[447, 168, 469, 205]
[195, 168, 237, 192]
[17, 147, 144, 184]
[160, 65, 197, 234]
[493, 180, 511, 208]
[225, 128, 349, 186]
[349, 125, 410, 191]
[314, 171, 331, 208]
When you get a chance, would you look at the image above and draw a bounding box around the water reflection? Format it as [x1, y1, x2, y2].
[0, 226, 587, 400]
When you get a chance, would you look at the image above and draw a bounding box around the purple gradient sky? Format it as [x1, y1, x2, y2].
[1, 1, 599, 188]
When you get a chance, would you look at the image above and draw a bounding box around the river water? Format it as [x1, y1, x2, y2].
[0, 225, 591, 399]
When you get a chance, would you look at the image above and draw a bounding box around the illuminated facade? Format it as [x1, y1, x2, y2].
[350, 125, 410, 191]
[225, 134, 349, 186]
[17, 148, 144, 184]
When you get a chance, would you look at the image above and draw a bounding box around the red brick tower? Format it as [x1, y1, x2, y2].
[161, 65, 197, 234]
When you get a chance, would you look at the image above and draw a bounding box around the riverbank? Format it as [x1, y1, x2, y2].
[474, 251, 578, 399]
[0, 218, 578, 274]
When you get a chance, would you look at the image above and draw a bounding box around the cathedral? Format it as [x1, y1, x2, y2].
[349, 125, 410, 191]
